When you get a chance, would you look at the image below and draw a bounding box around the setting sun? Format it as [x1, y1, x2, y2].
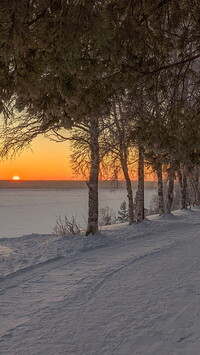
[12, 176, 20, 181]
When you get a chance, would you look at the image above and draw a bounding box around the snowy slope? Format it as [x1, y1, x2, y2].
[1, 208, 200, 354]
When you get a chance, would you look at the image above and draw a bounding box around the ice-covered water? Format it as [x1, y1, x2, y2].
[0, 188, 156, 238]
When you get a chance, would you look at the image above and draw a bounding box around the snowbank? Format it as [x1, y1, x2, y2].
[0, 232, 112, 279]
[0, 208, 198, 279]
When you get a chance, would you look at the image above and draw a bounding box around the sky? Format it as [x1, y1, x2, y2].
[0, 135, 74, 180]
[0, 132, 155, 181]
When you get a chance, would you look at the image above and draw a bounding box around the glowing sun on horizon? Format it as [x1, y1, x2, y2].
[12, 175, 20, 181]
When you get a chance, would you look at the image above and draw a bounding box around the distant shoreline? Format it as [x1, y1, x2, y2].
[0, 180, 157, 189]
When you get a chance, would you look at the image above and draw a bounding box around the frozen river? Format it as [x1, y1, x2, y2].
[0, 189, 156, 238]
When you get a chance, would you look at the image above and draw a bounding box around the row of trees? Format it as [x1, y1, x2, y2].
[0, 0, 200, 234]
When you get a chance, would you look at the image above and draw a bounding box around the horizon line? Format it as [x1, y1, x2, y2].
[0, 179, 156, 182]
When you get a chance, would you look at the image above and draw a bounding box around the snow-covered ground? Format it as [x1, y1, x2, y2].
[0, 188, 155, 238]
[1, 208, 200, 354]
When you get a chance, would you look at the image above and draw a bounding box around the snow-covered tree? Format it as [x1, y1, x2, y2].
[1, 0, 200, 232]
[117, 201, 129, 224]
[99, 206, 116, 226]
[100, 96, 136, 225]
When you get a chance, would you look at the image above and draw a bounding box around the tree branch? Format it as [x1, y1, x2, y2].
[25, 8, 47, 26]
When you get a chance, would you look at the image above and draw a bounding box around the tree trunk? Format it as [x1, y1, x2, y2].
[112, 99, 134, 224]
[121, 156, 134, 224]
[166, 166, 175, 214]
[135, 146, 144, 222]
[178, 165, 188, 209]
[194, 166, 200, 205]
[177, 168, 183, 192]
[181, 165, 188, 209]
[156, 162, 164, 215]
[86, 116, 99, 235]
[182, 166, 188, 208]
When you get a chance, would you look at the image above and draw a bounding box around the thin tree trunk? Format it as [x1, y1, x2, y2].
[112, 99, 134, 224]
[177, 168, 183, 192]
[156, 162, 164, 215]
[135, 146, 144, 222]
[182, 166, 188, 208]
[121, 156, 134, 224]
[166, 165, 175, 214]
[86, 116, 99, 235]
[195, 166, 200, 205]
[178, 164, 188, 209]
[181, 165, 188, 209]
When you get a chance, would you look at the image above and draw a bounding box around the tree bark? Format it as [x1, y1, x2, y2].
[181, 165, 188, 209]
[178, 164, 188, 209]
[156, 162, 164, 215]
[135, 146, 144, 222]
[86, 116, 99, 235]
[121, 156, 134, 224]
[182, 166, 188, 208]
[166, 165, 175, 213]
[112, 99, 134, 225]
[194, 166, 200, 205]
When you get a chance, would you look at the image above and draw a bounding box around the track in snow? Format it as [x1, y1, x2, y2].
[1, 209, 200, 354]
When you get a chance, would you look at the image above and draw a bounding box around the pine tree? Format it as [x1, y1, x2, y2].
[117, 201, 129, 224]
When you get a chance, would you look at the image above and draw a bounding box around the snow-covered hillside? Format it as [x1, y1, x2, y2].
[1, 208, 200, 354]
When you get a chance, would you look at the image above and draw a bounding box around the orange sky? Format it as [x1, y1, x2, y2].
[0, 135, 74, 180]
[0, 133, 156, 181]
